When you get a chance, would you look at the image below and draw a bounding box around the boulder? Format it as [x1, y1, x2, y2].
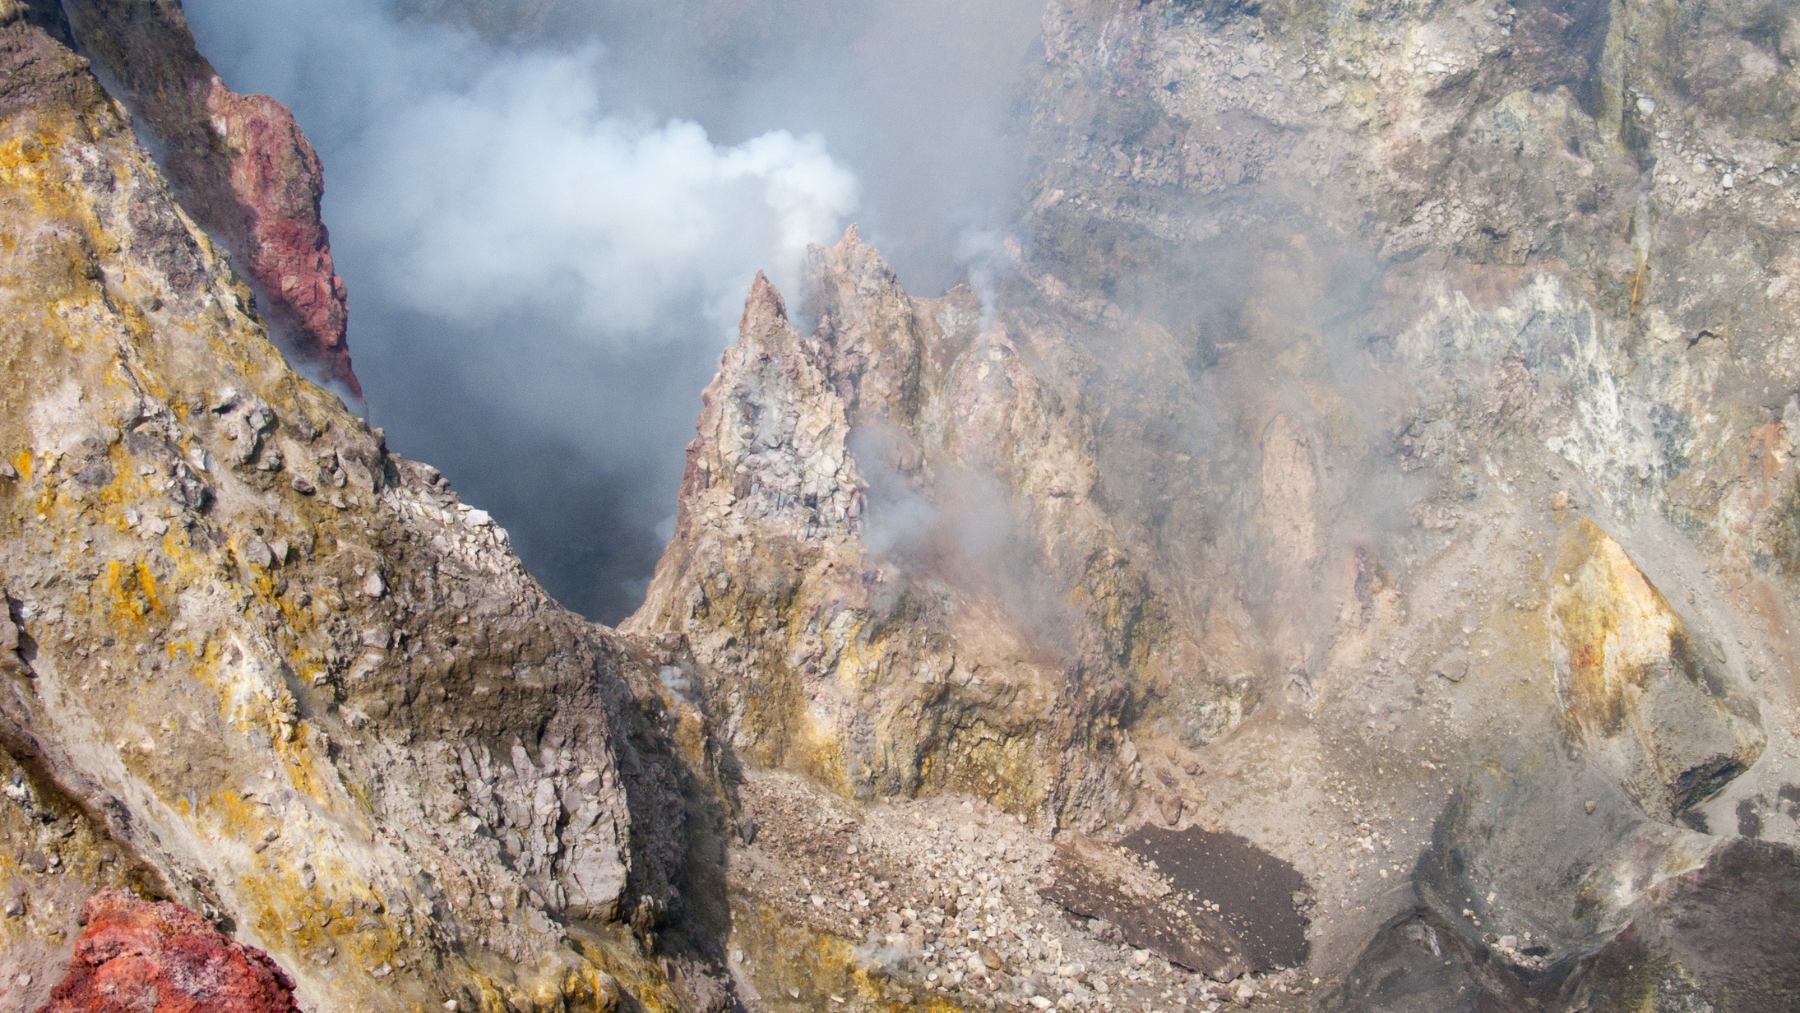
[39, 890, 301, 1013]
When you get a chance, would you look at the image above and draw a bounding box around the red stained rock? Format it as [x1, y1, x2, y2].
[57, 1, 360, 396]
[204, 80, 359, 396]
[37, 890, 302, 1013]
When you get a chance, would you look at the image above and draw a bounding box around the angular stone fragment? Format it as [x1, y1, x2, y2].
[1550, 519, 1763, 816]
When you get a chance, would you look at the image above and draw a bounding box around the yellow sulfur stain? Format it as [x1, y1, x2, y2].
[730, 896, 973, 1011]
[834, 617, 892, 692]
[1551, 518, 1680, 734]
[102, 558, 165, 623]
[568, 930, 685, 1011]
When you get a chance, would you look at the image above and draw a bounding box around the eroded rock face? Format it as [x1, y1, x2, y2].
[614, 0, 1800, 1003]
[619, 0, 1800, 1005]
[1550, 519, 1763, 816]
[631, 231, 1190, 824]
[59, 0, 358, 395]
[39, 890, 301, 1013]
[7, 0, 1800, 1009]
[0, 6, 697, 1009]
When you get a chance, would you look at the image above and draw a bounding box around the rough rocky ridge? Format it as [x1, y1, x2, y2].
[58, 0, 359, 395]
[3, 0, 1800, 1010]
[630, 235, 1165, 825]
[0, 3, 701, 1008]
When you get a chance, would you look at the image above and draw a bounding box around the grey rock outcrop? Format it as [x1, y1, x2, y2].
[6, 0, 1800, 1009]
[0, 4, 700, 1009]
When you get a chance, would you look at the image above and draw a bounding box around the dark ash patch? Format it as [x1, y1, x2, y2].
[1120, 824, 1311, 972]
[1040, 832, 1252, 982]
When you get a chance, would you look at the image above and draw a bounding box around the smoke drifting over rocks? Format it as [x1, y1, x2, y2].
[183, 0, 1040, 618]
[11, 1, 1800, 1007]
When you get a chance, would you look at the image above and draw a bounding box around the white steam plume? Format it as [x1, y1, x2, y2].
[185, 0, 857, 340]
[182, 0, 859, 619]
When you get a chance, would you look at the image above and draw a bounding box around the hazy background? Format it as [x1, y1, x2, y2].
[184, 0, 1043, 619]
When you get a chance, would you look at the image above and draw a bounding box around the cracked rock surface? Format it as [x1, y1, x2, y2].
[5, 0, 1800, 1010]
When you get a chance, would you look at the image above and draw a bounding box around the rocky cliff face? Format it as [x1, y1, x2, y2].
[637, 0, 1800, 1007]
[0, 3, 706, 1009]
[3, 0, 1800, 1010]
[57, 0, 358, 395]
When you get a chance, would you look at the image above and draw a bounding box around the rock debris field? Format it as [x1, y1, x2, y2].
[730, 772, 1315, 1010]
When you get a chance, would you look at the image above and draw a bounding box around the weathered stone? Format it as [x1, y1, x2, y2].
[1550, 519, 1764, 815]
[39, 890, 302, 1013]
[60, 0, 359, 394]
[0, 9, 690, 1007]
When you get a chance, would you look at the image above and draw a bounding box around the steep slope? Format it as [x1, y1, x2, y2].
[4, 0, 1800, 1010]
[627, 0, 1800, 1007]
[58, 0, 359, 395]
[0, 4, 707, 1009]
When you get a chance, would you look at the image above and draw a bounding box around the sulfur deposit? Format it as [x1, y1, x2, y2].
[4, 0, 1800, 1010]
[38, 889, 302, 1013]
